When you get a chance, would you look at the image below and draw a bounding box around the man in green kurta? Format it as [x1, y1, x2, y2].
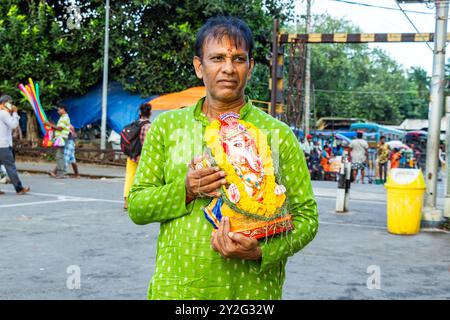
[128, 16, 318, 300]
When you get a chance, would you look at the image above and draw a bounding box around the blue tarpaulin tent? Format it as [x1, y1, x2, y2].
[49, 82, 158, 133]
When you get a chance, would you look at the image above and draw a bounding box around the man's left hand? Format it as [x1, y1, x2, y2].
[210, 216, 262, 261]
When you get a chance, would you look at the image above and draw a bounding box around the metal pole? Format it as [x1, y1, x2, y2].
[312, 83, 316, 130]
[423, 0, 448, 227]
[270, 19, 279, 118]
[444, 96, 450, 219]
[100, 0, 110, 150]
[304, 0, 312, 136]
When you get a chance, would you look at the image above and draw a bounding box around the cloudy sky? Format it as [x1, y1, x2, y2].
[295, 0, 442, 75]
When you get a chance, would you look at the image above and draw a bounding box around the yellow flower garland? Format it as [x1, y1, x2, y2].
[205, 119, 286, 218]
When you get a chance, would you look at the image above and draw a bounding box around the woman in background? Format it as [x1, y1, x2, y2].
[123, 103, 152, 210]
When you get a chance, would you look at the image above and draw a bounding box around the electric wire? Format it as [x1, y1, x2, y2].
[396, 1, 434, 52]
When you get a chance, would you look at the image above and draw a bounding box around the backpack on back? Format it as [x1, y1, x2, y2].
[120, 120, 149, 159]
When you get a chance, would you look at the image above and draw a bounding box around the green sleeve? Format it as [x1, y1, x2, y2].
[258, 127, 319, 273]
[127, 116, 192, 225]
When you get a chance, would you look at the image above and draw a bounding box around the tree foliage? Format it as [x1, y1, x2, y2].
[0, 0, 103, 109]
[0, 0, 292, 110]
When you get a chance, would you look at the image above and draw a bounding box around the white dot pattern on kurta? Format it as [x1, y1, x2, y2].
[127, 100, 319, 300]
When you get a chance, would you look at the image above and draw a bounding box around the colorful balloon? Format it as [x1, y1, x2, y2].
[18, 78, 53, 147]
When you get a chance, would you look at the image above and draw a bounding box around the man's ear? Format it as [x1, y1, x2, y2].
[193, 56, 203, 79]
[247, 58, 255, 80]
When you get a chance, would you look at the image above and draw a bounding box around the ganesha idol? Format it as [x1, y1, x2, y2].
[202, 112, 293, 239]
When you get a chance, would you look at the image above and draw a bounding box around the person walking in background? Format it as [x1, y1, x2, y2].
[122, 102, 152, 210]
[377, 135, 389, 183]
[49, 124, 80, 178]
[349, 131, 369, 183]
[439, 143, 446, 182]
[65, 125, 80, 177]
[46, 105, 71, 179]
[0, 95, 30, 195]
[300, 134, 314, 175]
[321, 144, 331, 180]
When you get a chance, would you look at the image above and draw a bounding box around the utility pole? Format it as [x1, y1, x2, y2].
[422, 0, 448, 227]
[270, 19, 279, 118]
[100, 0, 110, 150]
[444, 96, 450, 222]
[304, 0, 312, 136]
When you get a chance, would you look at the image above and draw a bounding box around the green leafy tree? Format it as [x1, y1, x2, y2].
[0, 0, 292, 109]
[0, 0, 103, 110]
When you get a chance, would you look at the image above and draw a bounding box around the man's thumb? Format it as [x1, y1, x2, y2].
[228, 231, 246, 244]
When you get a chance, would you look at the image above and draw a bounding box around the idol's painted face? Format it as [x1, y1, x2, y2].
[193, 35, 254, 103]
[225, 134, 262, 173]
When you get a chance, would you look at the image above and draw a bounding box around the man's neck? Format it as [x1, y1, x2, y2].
[202, 95, 246, 121]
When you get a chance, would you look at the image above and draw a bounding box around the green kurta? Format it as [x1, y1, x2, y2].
[128, 98, 318, 300]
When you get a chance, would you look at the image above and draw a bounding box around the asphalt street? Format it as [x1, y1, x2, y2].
[0, 174, 449, 299]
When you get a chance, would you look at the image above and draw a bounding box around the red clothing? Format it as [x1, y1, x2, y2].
[139, 119, 151, 145]
[391, 152, 401, 169]
[131, 119, 151, 162]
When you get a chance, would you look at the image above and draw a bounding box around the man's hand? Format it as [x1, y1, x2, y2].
[185, 155, 227, 204]
[210, 216, 262, 261]
[44, 121, 55, 129]
[11, 105, 18, 113]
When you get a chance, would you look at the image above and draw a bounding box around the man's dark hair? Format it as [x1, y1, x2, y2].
[356, 131, 363, 139]
[139, 102, 152, 118]
[195, 16, 254, 60]
[0, 95, 13, 105]
[380, 135, 385, 140]
[57, 104, 67, 112]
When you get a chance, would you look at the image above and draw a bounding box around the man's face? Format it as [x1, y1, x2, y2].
[0, 101, 11, 110]
[193, 35, 254, 103]
[57, 108, 64, 115]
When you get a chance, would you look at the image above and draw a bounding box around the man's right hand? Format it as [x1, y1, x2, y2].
[185, 156, 227, 204]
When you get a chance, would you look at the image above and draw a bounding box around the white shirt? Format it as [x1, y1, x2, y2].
[0, 109, 20, 148]
[300, 141, 314, 155]
[350, 138, 369, 163]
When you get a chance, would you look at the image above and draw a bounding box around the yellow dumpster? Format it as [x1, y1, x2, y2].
[384, 169, 426, 235]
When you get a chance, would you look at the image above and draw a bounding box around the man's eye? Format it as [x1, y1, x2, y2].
[234, 56, 246, 62]
[234, 142, 243, 148]
[211, 56, 224, 61]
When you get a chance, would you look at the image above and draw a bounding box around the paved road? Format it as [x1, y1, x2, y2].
[0, 174, 449, 299]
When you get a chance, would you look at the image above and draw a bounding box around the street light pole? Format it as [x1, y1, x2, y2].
[100, 0, 110, 150]
[304, 0, 312, 136]
[422, 0, 448, 227]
